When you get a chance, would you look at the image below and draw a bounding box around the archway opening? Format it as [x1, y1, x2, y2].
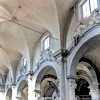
[17, 80, 28, 100]
[35, 66, 59, 100]
[22, 86, 28, 100]
[41, 76, 58, 99]
[6, 88, 12, 100]
[75, 78, 91, 100]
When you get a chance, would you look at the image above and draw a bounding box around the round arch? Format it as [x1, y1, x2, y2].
[40, 77, 58, 97]
[67, 25, 100, 76]
[77, 74, 91, 86]
[33, 61, 59, 95]
[16, 77, 28, 99]
[77, 61, 98, 85]
[5, 87, 12, 100]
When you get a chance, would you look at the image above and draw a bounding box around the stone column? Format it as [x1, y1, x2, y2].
[67, 76, 77, 100]
[0, 90, 5, 100]
[89, 84, 100, 100]
[59, 50, 70, 100]
[58, 55, 67, 100]
[27, 75, 37, 100]
[11, 85, 18, 100]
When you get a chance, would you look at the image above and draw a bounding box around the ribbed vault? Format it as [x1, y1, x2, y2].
[0, 0, 74, 85]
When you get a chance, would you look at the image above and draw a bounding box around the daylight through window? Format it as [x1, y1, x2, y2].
[82, 0, 98, 18]
[43, 37, 50, 50]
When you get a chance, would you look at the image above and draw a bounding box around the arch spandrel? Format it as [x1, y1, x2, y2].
[67, 25, 100, 76]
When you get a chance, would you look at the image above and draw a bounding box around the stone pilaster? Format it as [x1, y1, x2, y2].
[61, 49, 69, 100]
[58, 49, 69, 100]
[59, 60, 66, 100]
[67, 76, 77, 100]
[27, 75, 37, 100]
[11, 85, 18, 100]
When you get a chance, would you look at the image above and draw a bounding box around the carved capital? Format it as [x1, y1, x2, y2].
[67, 75, 77, 80]
[89, 83, 99, 93]
[61, 49, 69, 58]
[67, 75, 77, 89]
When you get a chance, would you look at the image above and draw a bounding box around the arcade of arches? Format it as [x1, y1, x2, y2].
[0, 0, 100, 100]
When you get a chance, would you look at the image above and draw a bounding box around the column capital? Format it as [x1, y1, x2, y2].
[67, 75, 77, 80]
[11, 83, 16, 89]
[68, 77, 77, 100]
[89, 83, 99, 92]
[67, 76, 77, 89]
[16, 96, 22, 99]
[61, 49, 69, 57]
[34, 89, 41, 99]
[34, 89, 41, 94]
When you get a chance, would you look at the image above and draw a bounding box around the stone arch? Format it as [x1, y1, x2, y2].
[77, 74, 91, 86]
[35, 63, 58, 89]
[40, 77, 58, 97]
[34, 61, 59, 86]
[67, 25, 100, 76]
[33, 61, 59, 99]
[75, 61, 98, 100]
[6, 87, 12, 100]
[16, 77, 28, 100]
[77, 61, 98, 85]
[80, 57, 100, 84]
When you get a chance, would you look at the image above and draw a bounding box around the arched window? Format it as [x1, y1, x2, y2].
[41, 35, 50, 51]
[78, 0, 98, 20]
[22, 57, 27, 67]
[43, 36, 50, 50]
[82, 0, 98, 18]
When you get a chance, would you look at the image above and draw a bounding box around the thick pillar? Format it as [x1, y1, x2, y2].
[89, 84, 100, 100]
[58, 58, 66, 100]
[67, 76, 77, 100]
[59, 50, 68, 100]
[27, 75, 37, 100]
[11, 85, 18, 100]
[0, 90, 5, 100]
[59, 62, 66, 100]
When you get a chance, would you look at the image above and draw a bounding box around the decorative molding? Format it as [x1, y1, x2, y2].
[68, 78, 77, 89]
[91, 9, 100, 25]
[61, 49, 69, 58]
[5, 73, 12, 89]
[67, 75, 77, 80]
[89, 83, 99, 92]
[16, 96, 22, 99]
[16, 65, 28, 82]
[67, 75, 77, 89]
[34, 50, 56, 73]
[40, 49, 54, 62]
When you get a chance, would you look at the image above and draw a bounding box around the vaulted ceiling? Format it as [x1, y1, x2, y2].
[0, 0, 74, 84]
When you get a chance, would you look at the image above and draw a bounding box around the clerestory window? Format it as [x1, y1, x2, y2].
[82, 0, 98, 18]
[43, 36, 50, 51]
[22, 57, 27, 67]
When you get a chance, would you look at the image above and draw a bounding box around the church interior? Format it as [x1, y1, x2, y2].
[0, 0, 100, 100]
